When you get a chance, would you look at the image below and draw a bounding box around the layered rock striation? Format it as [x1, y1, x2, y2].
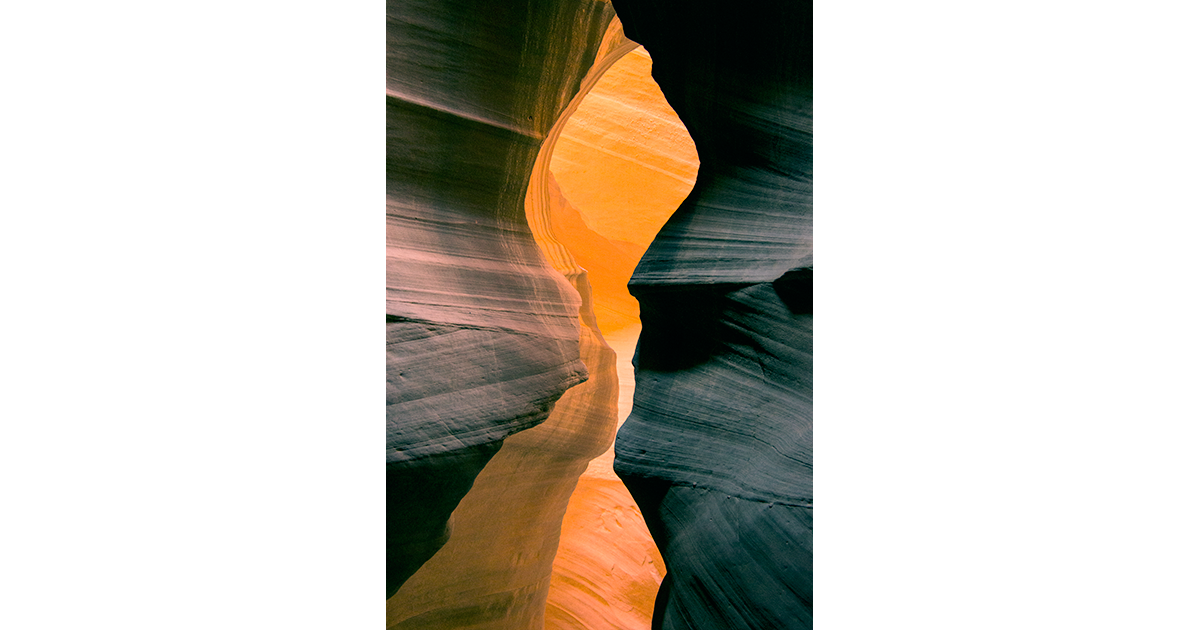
[386, 0, 618, 600]
[610, 1, 814, 628]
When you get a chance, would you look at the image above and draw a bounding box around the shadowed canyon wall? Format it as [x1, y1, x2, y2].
[610, 0, 814, 628]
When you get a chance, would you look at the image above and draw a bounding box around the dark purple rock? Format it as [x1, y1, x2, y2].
[611, 0, 814, 627]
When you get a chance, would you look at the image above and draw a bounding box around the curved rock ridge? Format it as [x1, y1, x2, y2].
[526, 19, 641, 290]
[386, 0, 620, 598]
[610, 0, 814, 628]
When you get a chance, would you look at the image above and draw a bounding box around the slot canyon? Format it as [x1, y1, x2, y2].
[386, 0, 812, 628]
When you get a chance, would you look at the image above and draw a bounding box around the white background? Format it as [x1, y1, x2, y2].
[2, 1, 1198, 627]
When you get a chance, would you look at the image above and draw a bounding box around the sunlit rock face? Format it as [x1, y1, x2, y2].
[610, 0, 814, 628]
[385, 0, 618, 600]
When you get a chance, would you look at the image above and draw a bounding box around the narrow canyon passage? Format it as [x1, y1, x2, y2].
[387, 1, 811, 627]
[519, 39, 702, 629]
[536, 41, 700, 630]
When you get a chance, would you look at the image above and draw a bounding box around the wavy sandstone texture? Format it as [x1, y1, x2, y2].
[610, 1, 814, 628]
[385, 0, 617, 601]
